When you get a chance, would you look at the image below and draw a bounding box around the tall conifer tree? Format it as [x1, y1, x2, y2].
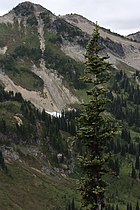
[75, 24, 116, 209]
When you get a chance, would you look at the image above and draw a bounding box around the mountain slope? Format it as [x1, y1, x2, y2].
[0, 161, 80, 210]
[127, 31, 140, 42]
[0, 2, 140, 209]
[0, 2, 81, 112]
[0, 2, 140, 113]
[62, 14, 140, 70]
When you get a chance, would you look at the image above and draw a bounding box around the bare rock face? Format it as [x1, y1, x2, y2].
[13, 2, 35, 16]
[62, 13, 140, 70]
[12, 1, 53, 17]
[0, 13, 14, 24]
[127, 31, 140, 42]
[1, 146, 19, 161]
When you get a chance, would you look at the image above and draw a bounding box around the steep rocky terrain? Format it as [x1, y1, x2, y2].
[127, 31, 140, 42]
[0, 2, 140, 113]
[62, 14, 140, 70]
[0, 2, 80, 112]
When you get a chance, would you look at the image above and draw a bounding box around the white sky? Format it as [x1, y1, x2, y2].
[0, 0, 140, 35]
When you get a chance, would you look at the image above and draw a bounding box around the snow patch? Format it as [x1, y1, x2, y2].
[46, 111, 62, 118]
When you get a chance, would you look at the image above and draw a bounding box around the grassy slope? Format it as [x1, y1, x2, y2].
[106, 156, 140, 209]
[6, 67, 44, 92]
[1, 153, 140, 210]
[0, 162, 80, 210]
[6, 147, 139, 210]
[0, 22, 39, 51]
